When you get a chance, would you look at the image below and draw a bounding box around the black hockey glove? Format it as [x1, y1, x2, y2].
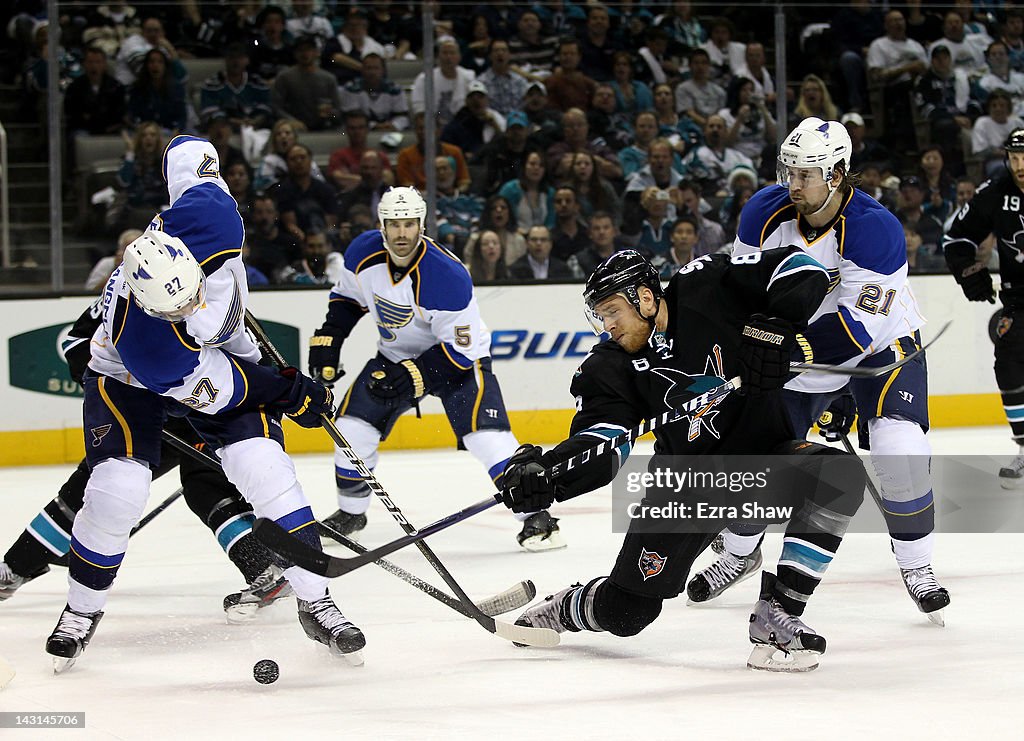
[957, 263, 995, 303]
[817, 393, 857, 442]
[276, 367, 334, 428]
[63, 339, 92, 385]
[498, 445, 557, 513]
[308, 330, 346, 386]
[367, 358, 426, 402]
[737, 314, 799, 396]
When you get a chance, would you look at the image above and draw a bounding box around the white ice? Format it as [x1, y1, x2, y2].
[0, 427, 1021, 740]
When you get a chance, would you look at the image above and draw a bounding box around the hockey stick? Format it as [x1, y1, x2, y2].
[789, 321, 950, 377]
[168, 421, 536, 618]
[242, 310, 558, 647]
[130, 487, 184, 536]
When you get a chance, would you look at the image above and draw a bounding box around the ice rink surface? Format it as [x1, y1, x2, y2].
[0, 426, 1021, 740]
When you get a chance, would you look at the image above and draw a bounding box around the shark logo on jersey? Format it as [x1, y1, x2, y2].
[90, 424, 113, 447]
[639, 548, 667, 580]
[650, 345, 727, 442]
[1001, 215, 1024, 263]
[373, 294, 414, 342]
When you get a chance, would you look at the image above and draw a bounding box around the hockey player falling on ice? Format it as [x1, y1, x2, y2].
[499, 250, 866, 671]
[689, 117, 951, 625]
[944, 127, 1024, 488]
[1, 301, 291, 621]
[307, 186, 564, 551]
[45, 136, 364, 673]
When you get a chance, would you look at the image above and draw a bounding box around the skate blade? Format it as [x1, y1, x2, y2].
[339, 649, 364, 667]
[747, 644, 820, 673]
[926, 609, 945, 627]
[519, 532, 567, 552]
[999, 476, 1023, 490]
[225, 604, 259, 624]
[0, 657, 15, 689]
[52, 656, 77, 675]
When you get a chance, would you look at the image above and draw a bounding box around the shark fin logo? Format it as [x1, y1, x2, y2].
[1001, 214, 1024, 263]
[650, 344, 727, 442]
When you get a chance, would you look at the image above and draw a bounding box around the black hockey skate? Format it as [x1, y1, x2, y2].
[223, 564, 293, 624]
[0, 561, 48, 601]
[318, 510, 367, 542]
[517, 511, 566, 552]
[297, 594, 366, 665]
[686, 546, 763, 604]
[747, 573, 825, 672]
[901, 565, 950, 626]
[46, 604, 104, 674]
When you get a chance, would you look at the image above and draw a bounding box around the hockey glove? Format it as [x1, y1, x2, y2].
[276, 367, 334, 428]
[737, 314, 799, 396]
[957, 263, 995, 303]
[367, 358, 426, 402]
[308, 330, 345, 386]
[499, 445, 557, 513]
[817, 393, 857, 442]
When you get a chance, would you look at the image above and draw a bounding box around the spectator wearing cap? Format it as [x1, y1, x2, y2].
[914, 43, 982, 170]
[522, 81, 563, 148]
[508, 225, 575, 281]
[286, 0, 333, 49]
[498, 147, 556, 231]
[894, 175, 944, 254]
[199, 43, 273, 132]
[843, 112, 892, 171]
[972, 90, 1024, 176]
[272, 35, 341, 131]
[322, 9, 386, 86]
[398, 111, 472, 192]
[441, 80, 508, 163]
[977, 41, 1024, 116]
[412, 38, 477, 127]
[867, 9, 928, 153]
[478, 39, 530, 116]
[478, 110, 533, 196]
[544, 39, 599, 112]
[340, 53, 410, 132]
[675, 48, 726, 128]
[507, 10, 559, 80]
[928, 11, 988, 77]
[250, 5, 295, 83]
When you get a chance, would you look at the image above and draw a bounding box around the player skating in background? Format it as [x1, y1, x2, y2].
[308, 186, 564, 551]
[690, 117, 950, 624]
[944, 128, 1024, 488]
[45, 137, 362, 673]
[499, 250, 866, 671]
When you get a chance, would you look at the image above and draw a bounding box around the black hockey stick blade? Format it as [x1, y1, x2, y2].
[790, 321, 951, 378]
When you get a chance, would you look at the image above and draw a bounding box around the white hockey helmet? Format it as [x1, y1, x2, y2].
[777, 117, 852, 187]
[378, 186, 427, 254]
[123, 231, 206, 321]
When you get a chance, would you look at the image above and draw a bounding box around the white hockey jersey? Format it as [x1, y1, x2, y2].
[89, 136, 261, 413]
[732, 185, 926, 394]
[328, 229, 491, 367]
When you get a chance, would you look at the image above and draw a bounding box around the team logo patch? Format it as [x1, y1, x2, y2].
[90, 424, 113, 447]
[998, 315, 1014, 338]
[196, 153, 219, 178]
[373, 294, 414, 342]
[638, 548, 668, 581]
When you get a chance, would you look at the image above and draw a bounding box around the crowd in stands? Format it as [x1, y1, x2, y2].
[4, 1, 1022, 288]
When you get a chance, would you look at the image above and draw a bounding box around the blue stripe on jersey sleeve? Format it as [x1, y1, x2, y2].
[441, 342, 474, 370]
[838, 193, 907, 275]
[416, 239, 473, 312]
[802, 310, 872, 365]
[156, 184, 243, 274]
[736, 185, 794, 247]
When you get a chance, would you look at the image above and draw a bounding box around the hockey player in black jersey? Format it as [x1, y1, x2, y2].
[0, 300, 292, 623]
[945, 127, 1024, 487]
[498, 250, 866, 671]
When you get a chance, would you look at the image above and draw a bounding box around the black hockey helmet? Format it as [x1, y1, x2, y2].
[1005, 127, 1024, 152]
[583, 250, 664, 333]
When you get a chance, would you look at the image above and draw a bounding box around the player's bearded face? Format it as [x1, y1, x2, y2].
[1009, 151, 1024, 188]
[383, 218, 422, 264]
[590, 293, 650, 353]
[784, 167, 830, 214]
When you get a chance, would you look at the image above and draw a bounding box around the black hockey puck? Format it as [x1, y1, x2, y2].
[253, 659, 279, 684]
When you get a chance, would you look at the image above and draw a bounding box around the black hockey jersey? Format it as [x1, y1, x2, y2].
[945, 171, 1024, 296]
[543, 246, 830, 500]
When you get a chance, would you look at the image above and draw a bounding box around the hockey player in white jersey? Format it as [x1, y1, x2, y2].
[307, 186, 564, 551]
[45, 136, 365, 672]
[687, 117, 951, 623]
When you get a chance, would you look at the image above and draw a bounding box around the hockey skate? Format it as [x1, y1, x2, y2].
[901, 565, 950, 626]
[686, 546, 763, 604]
[297, 594, 366, 666]
[999, 454, 1024, 489]
[513, 583, 583, 645]
[0, 561, 48, 601]
[45, 604, 104, 674]
[318, 510, 367, 542]
[747, 573, 825, 672]
[223, 564, 293, 624]
[517, 511, 566, 552]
